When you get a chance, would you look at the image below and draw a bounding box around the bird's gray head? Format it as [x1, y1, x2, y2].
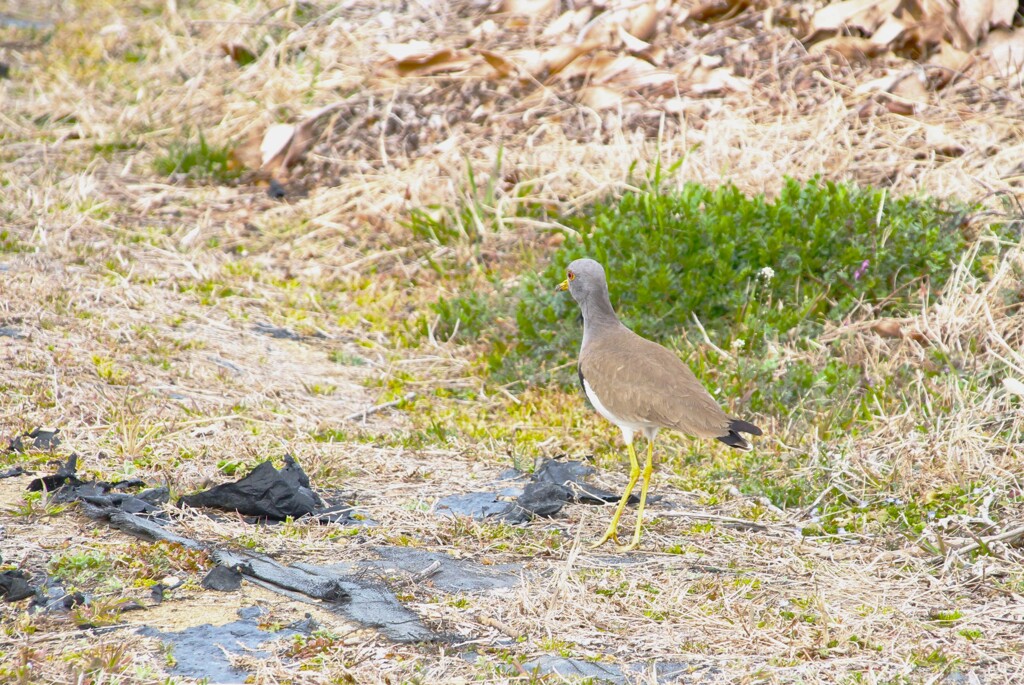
[556, 258, 608, 304]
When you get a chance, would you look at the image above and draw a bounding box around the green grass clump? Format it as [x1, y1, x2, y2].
[512, 178, 985, 377]
[1, 229, 31, 253]
[154, 130, 237, 182]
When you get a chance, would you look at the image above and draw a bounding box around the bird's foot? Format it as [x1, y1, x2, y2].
[590, 528, 623, 549]
[614, 539, 640, 553]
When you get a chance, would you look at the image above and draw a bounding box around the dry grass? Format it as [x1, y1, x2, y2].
[2, 1, 1024, 683]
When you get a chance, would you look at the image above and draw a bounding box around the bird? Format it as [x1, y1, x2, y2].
[556, 258, 762, 551]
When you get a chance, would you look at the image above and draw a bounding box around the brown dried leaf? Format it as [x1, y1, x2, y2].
[957, 0, 996, 47]
[592, 54, 676, 89]
[897, 1, 950, 57]
[991, 0, 1018, 26]
[870, 14, 908, 47]
[854, 71, 901, 95]
[689, 67, 752, 94]
[636, 44, 667, 66]
[511, 40, 604, 80]
[884, 99, 917, 115]
[856, 99, 881, 119]
[927, 41, 974, 88]
[626, 1, 662, 42]
[690, 0, 750, 23]
[944, 0, 1017, 49]
[809, 0, 899, 36]
[872, 319, 903, 338]
[617, 25, 653, 53]
[809, 35, 887, 61]
[261, 124, 295, 169]
[573, 53, 667, 88]
[381, 42, 480, 77]
[579, 85, 625, 110]
[933, 41, 974, 72]
[477, 49, 515, 78]
[890, 70, 929, 104]
[229, 132, 263, 171]
[542, 7, 593, 39]
[981, 28, 1024, 83]
[260, 103, 345, 175]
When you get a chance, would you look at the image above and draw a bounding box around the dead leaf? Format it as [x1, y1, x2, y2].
[261, 124, 296, 168]
[898, 4, 950, 58]
[810, 35, 886, 60]
[689, 67, 751, 94]
[856, 99, 881, 119]
[871, 319, 929, 343]
[808, 0, 899, 38]
[890, 70, 929, 104]
[690, 0, 751, 23]
[933, 41, 975, 72]
[872, 319, 903, 338]
[927, 41, 974, 88]
[542, 7, 592, 39]
[854, 71, 901, 95]
[511, 41, 601, 79]
[636, 44, 667, 66]
[991, 0, 1018, 27]
[625, 1, 662, 42]
[260, 103, 345, 175]
[381, 43, 479, 77]
[229, 132, 263, 171]
[617, 25, 653, 53]
[381, 41, 439, 62]
[870, 14, 908, 47]
[479, 49, 516, 78]
[981, 28, 1024, 84]
[884, 99, 916, 115]
[579, 85, 625, 110]
[592, 54, 677, 89]
[924, 123, 965, 156]
[956, 0, 996, 47]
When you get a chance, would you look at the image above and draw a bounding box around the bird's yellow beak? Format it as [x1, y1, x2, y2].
[556, 279, 569, 292]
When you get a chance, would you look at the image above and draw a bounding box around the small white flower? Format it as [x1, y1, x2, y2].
[731, 338, 745, 349]
[758, 266, 775, 281]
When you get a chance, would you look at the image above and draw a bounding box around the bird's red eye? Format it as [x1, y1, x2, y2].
[568, 271, 575, 281]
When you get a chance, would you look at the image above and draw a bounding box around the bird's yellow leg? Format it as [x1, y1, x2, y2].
[591, 442, 641, 548]
[617, 439, 655, 552]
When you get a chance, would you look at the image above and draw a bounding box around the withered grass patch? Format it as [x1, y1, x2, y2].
[2, 1, 1023, 683]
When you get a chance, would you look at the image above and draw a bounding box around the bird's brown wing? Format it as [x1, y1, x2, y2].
[580, 328, 731, 438]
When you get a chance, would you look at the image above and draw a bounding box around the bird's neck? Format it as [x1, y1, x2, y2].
[581, 292, 622, 341]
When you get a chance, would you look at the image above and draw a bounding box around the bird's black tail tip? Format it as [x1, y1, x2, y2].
[716, 431, 752, 451]
[716, 419, 762, 451]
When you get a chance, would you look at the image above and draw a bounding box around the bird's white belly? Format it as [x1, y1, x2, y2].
[583, 378, 655, 444]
